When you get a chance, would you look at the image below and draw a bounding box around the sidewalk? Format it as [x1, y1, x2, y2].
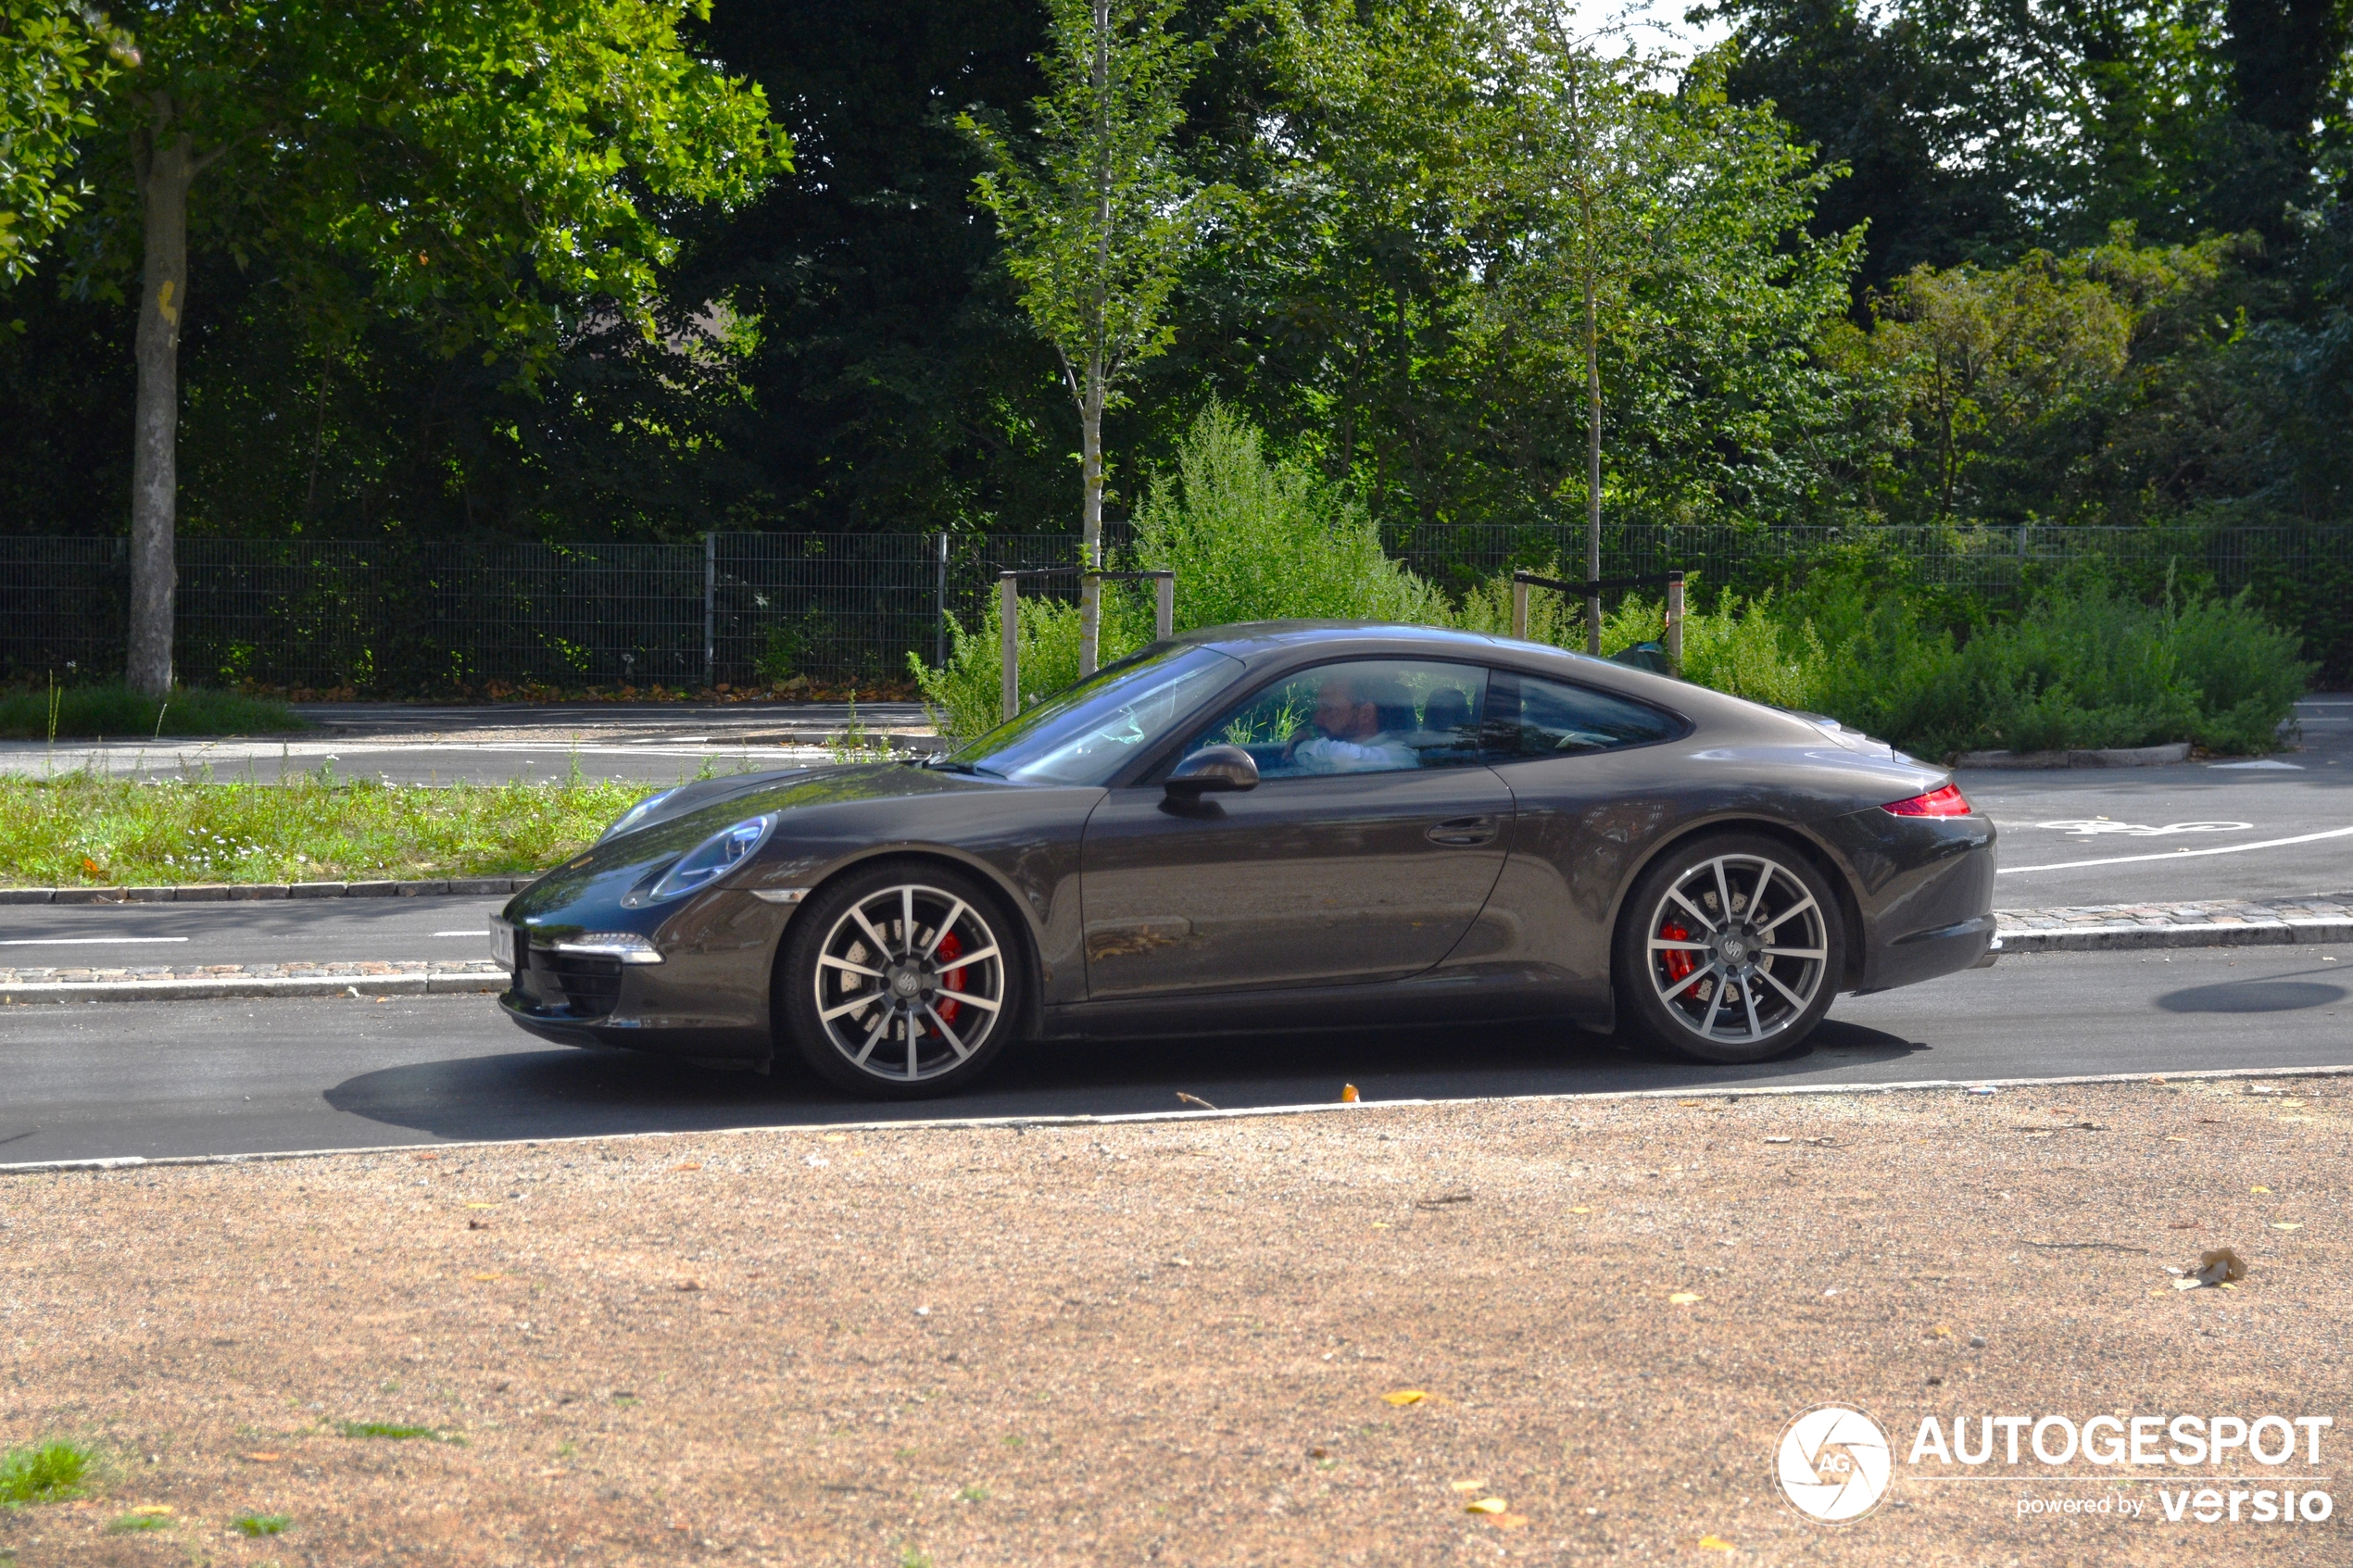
[1994, 892, 2353, 951]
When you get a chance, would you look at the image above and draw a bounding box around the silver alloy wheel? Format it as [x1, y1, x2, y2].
[810, 883, 1007, 1083]
[1642, 852, 1830, 1048]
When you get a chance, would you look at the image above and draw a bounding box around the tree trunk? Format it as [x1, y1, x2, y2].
[1583, 266, 1603, 658]
[1077, 358, 1104, 677]
[128, 127, 194, 698]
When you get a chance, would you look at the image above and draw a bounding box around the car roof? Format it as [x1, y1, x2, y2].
[1153, 620, 1802, 736]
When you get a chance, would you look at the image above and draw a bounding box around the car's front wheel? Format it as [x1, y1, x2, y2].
[778, 862, 1020, 1098]
[1614, 833, 1843, 1064]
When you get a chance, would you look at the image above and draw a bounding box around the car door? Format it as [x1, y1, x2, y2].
[1470, 666, 1696, 998]
[1079, 659, 1511, 998]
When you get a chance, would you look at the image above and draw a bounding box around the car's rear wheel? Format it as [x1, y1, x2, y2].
[779, 862, 1019, 1098]
[1614, 833, 1843, 1064]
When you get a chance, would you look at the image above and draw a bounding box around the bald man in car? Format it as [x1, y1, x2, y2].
[1285, 669, 1417, 773]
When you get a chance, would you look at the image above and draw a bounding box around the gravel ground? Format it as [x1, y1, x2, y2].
[1, 1076, 2345, 1566]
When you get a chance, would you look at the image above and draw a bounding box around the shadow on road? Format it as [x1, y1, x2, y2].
[321, 1015, 1939, 1144]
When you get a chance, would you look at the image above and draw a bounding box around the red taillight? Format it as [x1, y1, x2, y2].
[1882, 783, 1972, 817]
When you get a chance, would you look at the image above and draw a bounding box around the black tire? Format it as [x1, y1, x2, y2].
[777, 860, 1022, 1098]
[1613, 831, 1844, 1065]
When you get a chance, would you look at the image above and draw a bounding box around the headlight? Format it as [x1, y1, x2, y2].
[600, 788, 678, 843]
[647, 814, 776, 901]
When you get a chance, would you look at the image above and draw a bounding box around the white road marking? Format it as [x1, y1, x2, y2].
[1999, 822, 2353, 873]
[0, 936, 190, 947]
[2032, 820, 2252, 837]
[2209, 759, 2303, 770]
[432, 931, 482, 937]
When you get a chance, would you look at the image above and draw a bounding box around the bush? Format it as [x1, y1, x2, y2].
[0, 684, 304, 741]
[911, 405, 1443, 744]
[1129, 403, 1448, 629]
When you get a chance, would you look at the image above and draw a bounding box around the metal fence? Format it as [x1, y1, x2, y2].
[3, 522, 2347, 693]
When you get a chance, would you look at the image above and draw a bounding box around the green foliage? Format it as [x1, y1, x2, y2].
[0, 684, 302, 741]
[0, 774, 641, 886]
[66, 0, 788, 378]
[0, 1440, 90, 1505]
[233, 1513, 293, 1537]
[1129, 404, 1447, 628]
[107, 1512, 171, 1533]
[0, 1, 129, 282]
[911, 584, 1156, 746]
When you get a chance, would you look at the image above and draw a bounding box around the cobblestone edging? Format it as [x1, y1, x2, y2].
[1995, 894, 2353, 952]
[0, 877, 534, 904]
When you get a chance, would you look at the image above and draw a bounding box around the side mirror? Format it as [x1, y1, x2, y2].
[1164, 745, 1259, 797]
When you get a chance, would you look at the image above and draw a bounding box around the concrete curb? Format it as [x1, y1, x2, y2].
[0, 877, 532, 904]
[0, 971, 509, 1004]
[5, 1061, 2347, 1178]
[1995, 918, 2353, 953]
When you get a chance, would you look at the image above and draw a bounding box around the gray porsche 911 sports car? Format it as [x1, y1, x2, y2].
[492, 622, 1995, 1097]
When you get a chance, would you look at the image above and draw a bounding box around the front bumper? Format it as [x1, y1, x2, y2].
[494, 890, 791, 1064]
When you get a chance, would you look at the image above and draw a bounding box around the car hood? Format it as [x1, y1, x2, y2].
[506, 762, 1004, 925]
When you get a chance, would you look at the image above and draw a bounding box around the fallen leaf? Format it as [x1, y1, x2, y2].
[673, 1161, 701, 1173]
[1698, 1536, 1736, 1551]
[412, 1151, 439, 1162]
[1668, 1291, 1702, 1305]
[2250, 1185, 2271, 1195]
[676, 1279, 704, 1292]
[1415, 1190, 1473, 1210]
[1382, 1390, 1427, 1407]
[1341, 1084, 1360, 1103]
[2165, 1135, 2190, 1143]
[240, 1452, 281, 1463]
[2271, 1222, 2303, 1231]
[1465, 1497, 1508, 1514]
[1568, 1206, 1592, 1215]
[1176, 1092, 1218, 1110]
[127, 1505, 172, 1516]
[1931, 1324, 1953, 1337]
[1763, 1136, 1793, 1144]
[1449, 1479, 1488, 1493]
[464, 1202, 496, 1210]
[467, 1219, 489, 1231]
[472, 1272, 501, 1282]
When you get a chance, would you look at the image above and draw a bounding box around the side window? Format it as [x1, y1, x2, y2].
[1171, 659, 1490, 780]
[1485, 669, 1683, 759]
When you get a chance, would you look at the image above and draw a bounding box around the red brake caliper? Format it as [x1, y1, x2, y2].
[1659, 922, 1695, 985]
[935, 931, 966, 1025]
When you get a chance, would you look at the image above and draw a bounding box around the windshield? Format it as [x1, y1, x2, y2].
[946, 644, 1240, 785]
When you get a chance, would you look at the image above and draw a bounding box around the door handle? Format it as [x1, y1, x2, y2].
[1426, 815, 1498, 847]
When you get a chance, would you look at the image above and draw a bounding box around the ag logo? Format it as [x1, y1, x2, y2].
[1776, 1405, 1893, 1524]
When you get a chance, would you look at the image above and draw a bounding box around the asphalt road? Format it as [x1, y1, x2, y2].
[1, 945, 2343, 1166]
[0, 897, 508, 967]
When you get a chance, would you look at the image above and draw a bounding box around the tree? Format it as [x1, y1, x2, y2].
[958, 0, 1218, 675]
[1489, 18, 1854, 645]
[59, 0, 784, 695]
[0, 0, 130, 283]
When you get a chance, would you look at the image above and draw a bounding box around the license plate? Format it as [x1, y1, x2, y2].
[488, 917, 516, 969]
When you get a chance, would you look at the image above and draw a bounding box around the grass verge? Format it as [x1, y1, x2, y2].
[0, 1441, 91, 1505]
[234, 1512, 293, 1536]
[0, 773, 642, 886]
[0, 684, 303, 741]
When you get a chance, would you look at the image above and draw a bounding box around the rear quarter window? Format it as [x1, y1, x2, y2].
[1486, 669, 1686, 759]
